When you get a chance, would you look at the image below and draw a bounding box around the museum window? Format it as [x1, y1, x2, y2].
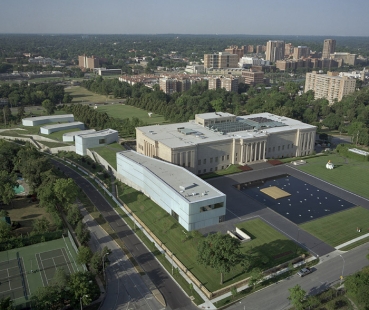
[171, 210, 179, 221]
[222, 166, 224, 169]
[214, 202, 224, 209]
[268, 147, 271, 152]
[227, 155, 229, 160]
[99, 139, 105, 144]
[215, 157, 218, 162]
[287, 144, 289, 149]
[215, 167, 218, 171]
[210, 168, 213, 172]
[210, 157, 213, 163]
[278, 146, 280, 151]
[222, 155, 225, 161]
[198, 159, 201, 165]
[282, 145, 284, 150]
[203, 169, 206, 173]
[203, 159, 206, 164]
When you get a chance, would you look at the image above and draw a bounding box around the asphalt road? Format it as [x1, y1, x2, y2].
[80, 206, 162, 310]
[227, 244, 369, 310]
[52, 159, 196, 310]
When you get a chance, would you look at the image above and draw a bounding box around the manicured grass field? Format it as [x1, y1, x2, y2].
[65, 86, 116, 103]
[299, 207, 369, 247]
[117, 183, 305, 292]
[91, 143, 125, 170]
[96, 104, 168, 125]
[296, 153, 369, 199]
[237, 219, 304, 264]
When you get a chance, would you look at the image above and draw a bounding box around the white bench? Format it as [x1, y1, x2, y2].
[236, 227, 251, 242]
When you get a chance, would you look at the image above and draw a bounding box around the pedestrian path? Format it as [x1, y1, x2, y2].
[335, 233, 369, 249]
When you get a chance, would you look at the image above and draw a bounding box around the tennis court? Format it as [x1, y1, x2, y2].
[36, 248, 75, 285]
[0, 236, 83, 308]
[0, 257, 29, 301]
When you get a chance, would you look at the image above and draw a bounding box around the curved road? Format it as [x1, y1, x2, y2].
[52, 159, 196, 310]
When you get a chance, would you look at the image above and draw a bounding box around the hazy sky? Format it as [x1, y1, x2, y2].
[0, 0, 368, 36]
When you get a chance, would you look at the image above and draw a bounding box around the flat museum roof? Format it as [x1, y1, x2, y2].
[23, 114, 74, 122]
[118, 151, 225, 203]
[137, 113, 315, 149]
[77, 128, 118, 138]
[63, 129, 96, 137]
[41, 121, 84, 129]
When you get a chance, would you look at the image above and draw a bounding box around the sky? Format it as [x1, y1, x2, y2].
[0, 0, 368, 36]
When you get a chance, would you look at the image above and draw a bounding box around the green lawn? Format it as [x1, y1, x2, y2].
[296, 153, 369, 199]
[65, 86, 116, 103]
[96, 104, 168, 125]
[300, 207, 369, 247]
[117, 183, 305, 292]
[237, 219, 304, 264]
[91, 143, 125, 170]
[201, 165, 243, 179]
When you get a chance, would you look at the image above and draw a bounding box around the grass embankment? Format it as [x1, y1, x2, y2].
[300, 207, 369, 247]
[116, 183, 306, 293]
[91, 142, 125, 170]
[296, 153, 369, 199]
[200, 165, 243, 179]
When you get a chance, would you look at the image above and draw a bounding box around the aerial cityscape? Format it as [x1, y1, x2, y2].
[0, 1, 369, 310]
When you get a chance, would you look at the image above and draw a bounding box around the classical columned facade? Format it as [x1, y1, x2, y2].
[239, 139, 267, 164]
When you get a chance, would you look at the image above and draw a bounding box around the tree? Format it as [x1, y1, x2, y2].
[75, 220, 91, 245]
[16, 105, 25, 123]
[32, 217, 50, 234]
[230, 286, 237, 299]
[90, 246, 111, 274]
[66, 205, 83, 227]
[76, 246, 92, 265]
[248, 268, 263, 288]
[197, 232, 241, 285]
[305, 295, 320, 309]
[42, 99, 55, 115]
[0, 222, 11, 242]
[68, 271, 98, 309]
[288, 284, 306, 310]
[50, 267, 69, 289]
[0, 296, 14, 310]
[54, 178, 78, 210]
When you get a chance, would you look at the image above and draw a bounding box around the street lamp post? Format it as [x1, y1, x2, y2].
[80, 294, 89, 310]
[339, 255, 345, 285]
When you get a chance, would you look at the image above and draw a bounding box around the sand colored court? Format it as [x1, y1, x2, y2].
[260, 186, 291, 199]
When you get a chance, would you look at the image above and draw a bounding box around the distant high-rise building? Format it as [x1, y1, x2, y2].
[208, 77, 238, 92]
[322, 39, 336, 59]
[159, 77, 192, 94]
[293, 46, 310, 59]
[256, 45, 264, 53]
[78, 55, 100, 69]
[305, 71, 356, 104]
[204, 52, 239, 69]
[242, 70, 265, 86]
[224, 46, 245, 60]
[285, 43, 294, 57]
[265, 41, 285, 63]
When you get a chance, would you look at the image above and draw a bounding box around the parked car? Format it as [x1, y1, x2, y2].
[297, 267, 312, 277]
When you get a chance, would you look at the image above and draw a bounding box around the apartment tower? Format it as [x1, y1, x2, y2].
[265, 41, 285, 63]
[305, 71, 356, 104]
[322, 39, 336, 59]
